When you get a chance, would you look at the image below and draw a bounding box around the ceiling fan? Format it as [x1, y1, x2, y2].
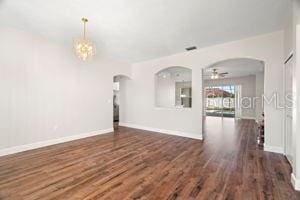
[205, 69, 228, 79]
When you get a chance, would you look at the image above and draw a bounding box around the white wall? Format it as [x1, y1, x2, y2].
[0, 27, 131, 151]
[293, 0, 300, 190]
[117, 76, 131, 124]
[204, 75, 258, 119]
[284, 1, 294, 58]
[121, 31, 284, 147]
[1, 27, 282, 154]
[120, 66, 202, 139]
[256, 72, 265, 121]
[283, 0, 300, 190]
[156, 75, 176, 108]
[295, 21, 300, 190]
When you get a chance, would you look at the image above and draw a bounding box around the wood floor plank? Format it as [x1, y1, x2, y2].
[0, 117, 299, 200]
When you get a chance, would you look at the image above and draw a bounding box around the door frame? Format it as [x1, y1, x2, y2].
[283, 53, 294, 165]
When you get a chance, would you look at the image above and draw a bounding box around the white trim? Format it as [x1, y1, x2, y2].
[291, 173, 300, 191]
[119, 122, 202, 140]
[264, 144, 284, 154]
[0, 128, 113, 157]
[284, 51, 294, 64]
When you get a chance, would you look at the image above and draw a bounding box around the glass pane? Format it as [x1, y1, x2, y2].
[206, 85, 235, 118]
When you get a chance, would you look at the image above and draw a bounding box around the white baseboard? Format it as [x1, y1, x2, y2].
[0, 128, 113, 157]
[119, 122, 202, 140]
[264, 144, 284, 154]
[291, 173, 300, 191]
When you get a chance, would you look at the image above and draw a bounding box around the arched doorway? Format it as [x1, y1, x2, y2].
[202, 58, 266, 145]
[113, 75, 131, 130]
[203, 58, 265, 120]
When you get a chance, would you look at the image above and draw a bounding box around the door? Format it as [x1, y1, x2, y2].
[205, 85, 235, 118]
[284, 56, 293, 165]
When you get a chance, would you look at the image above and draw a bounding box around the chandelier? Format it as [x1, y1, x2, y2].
[74, 18, 95, 61]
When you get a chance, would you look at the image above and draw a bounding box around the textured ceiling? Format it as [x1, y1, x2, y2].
[0, 0, 291, 63]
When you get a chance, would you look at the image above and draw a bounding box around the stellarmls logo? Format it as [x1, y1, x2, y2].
[206, 92, 294, 110]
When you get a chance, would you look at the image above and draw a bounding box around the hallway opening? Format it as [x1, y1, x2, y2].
[113, 75, 131, 130]
[203, 58, 265, 121]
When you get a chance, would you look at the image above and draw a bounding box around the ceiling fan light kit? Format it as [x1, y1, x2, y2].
[211, 69, 219, 79]
[209, 68, 228, 79]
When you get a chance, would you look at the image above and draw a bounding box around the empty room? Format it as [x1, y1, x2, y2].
[1, 0, 300, 199]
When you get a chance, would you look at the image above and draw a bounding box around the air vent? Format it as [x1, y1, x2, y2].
[186, 46, 197, 51]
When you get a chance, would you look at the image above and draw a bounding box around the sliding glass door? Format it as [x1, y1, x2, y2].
[205, 85, 235, 118]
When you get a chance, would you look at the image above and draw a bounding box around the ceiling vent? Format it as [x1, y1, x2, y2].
[186, 46, 197, 51]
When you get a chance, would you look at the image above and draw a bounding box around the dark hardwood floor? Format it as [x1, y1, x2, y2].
[0, 117, 299, 199]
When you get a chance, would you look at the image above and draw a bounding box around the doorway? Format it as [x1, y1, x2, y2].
[113, 75, 130, 130]
[203, 58, 265, 122]
[113, 78, 120, 129]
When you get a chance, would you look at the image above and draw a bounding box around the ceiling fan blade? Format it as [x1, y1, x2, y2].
[219, 72, 228, 75]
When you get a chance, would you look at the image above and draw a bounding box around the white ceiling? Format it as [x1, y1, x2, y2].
[0, 0, 290, 63]
[203, 58, 264, 80]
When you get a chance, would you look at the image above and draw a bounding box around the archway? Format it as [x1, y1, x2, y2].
[202, 58, 265, 141]
[155, 66, 192, 108]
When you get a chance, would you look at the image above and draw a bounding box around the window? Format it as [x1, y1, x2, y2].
[205, 85, 235, 117]
[155, 67, 192, 108]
